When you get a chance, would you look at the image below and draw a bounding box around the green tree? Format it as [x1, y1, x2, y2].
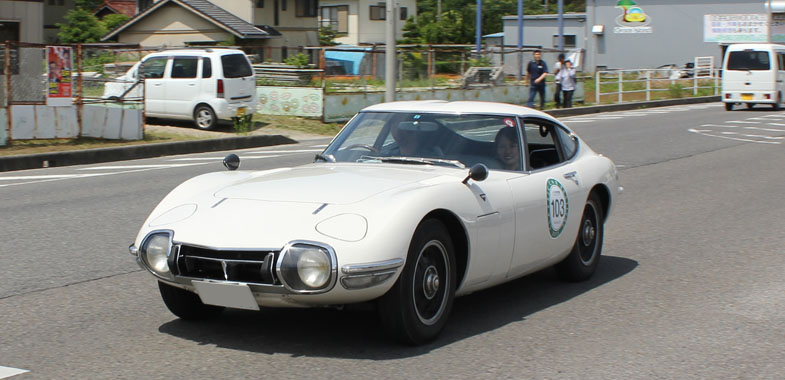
[57, 8, 107, 43]
[75, 0, 103, 10]
[319, 27, 340, 46]
[101, 13, 130, 32]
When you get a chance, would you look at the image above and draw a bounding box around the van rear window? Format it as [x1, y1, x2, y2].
[221, 54, 253, 78]
[727, 51, 771, 71]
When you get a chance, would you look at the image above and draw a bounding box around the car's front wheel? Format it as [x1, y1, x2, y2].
[378, 219, 456, 345]
[193, 104, 217, 130]
[158, 282, 224, 320]
[555, 193, 604, 282]
[725, 102, 734, 111]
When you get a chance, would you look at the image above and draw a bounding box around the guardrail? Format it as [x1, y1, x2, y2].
[595, 68, 719, 104]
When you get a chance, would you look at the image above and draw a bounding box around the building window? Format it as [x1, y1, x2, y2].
[256, 0, 264, 8]
[48, 0, 65, 5]
[296, 0, 317, 17]
[400, 7, 407, 21]
[282, 0, 287, 11]
[320, 5, 349, 34]
[370, 5, 384, 20]
[0, 21, 20, 43]
[552, 35, 577, 48]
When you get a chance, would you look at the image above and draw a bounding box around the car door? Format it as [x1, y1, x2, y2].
[141, 57, 169, 115]
[506, 118, 586, 276]
[165, 56, 200, 117]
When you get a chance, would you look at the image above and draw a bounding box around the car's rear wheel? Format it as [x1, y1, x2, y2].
[158, 282, 224, 320]
[555, 193, 604, 282]
[747, 103, 755, 110]
[378, 219, 456, 345]
[194, 105, 217, 130]
[774, 94, 782, 111]
[725, 102, 734, 111]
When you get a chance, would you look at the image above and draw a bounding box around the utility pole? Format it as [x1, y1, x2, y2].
[437, 0, 442, 21]
[476, 0, 482, 56]
[517, 0, 524, 81]
[385, 0, 396, 102]
[557, 0, 564, 51]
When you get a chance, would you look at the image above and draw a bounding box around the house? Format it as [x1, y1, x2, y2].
[102, 0, 318, 62]
[318, 0, 416, 45]
[1, 1, 44, 43]
[93, 0, 137, 19]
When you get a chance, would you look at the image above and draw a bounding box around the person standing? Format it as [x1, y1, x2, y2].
[553, 53, 566, 108]
[526, 50, 548, 110]
[557, 59, 577, 108]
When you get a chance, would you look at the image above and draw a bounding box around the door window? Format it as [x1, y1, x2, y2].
[202, 57, 212, 78]
[141, 57, 167, 78]
[522, 119, 575, 170]
[171, 57, 198, 78]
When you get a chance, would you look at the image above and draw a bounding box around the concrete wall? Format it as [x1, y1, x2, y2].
[502, 14, 587, 76]
[0, 104, 142, 143]
[117, 2, 233, 46]
[0, 0, 44, 43]
[585, 0, 768, 71]
[211, 0, 253, 23]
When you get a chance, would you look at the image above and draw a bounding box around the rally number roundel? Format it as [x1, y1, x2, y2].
[546, 178, 569, 238]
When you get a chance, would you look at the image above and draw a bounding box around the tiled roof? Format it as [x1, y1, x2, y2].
[102, 0, 271, 41]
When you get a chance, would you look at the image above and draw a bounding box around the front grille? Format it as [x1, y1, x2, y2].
[174, 245, 279, 285]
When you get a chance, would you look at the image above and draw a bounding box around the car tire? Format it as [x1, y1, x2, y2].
[774, 95, 782, 111]
[555, 193, 604, 282]
[193, 105, 217, 130]
[378, 219, 456, 345]
[158, 281, 224, 320]
[725, 102, 733, 111]
[747, 103, 755, 110]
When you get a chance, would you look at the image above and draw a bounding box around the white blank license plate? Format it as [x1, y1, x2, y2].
[193, 281, 260, 311]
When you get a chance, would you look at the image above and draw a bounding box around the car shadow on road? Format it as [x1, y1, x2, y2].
[158, 255, 638, 358]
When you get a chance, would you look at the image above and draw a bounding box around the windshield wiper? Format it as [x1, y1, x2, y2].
[378, 156, 465, 168]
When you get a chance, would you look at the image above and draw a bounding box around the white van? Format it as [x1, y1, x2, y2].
[722, 43, 785, 111]
[103, 48, 258, 129]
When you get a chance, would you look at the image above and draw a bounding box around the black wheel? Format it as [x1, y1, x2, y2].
[193, 104, 217, 130]
[774, 95, 782, 111]
[746, 103, 755, 110]
[555, 193, 604, 282]
[725, 102, 733, 111]
[158, 281, 224, 320]
[378, 219, 456, 345]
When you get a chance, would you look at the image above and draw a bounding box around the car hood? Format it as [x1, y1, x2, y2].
[214, 164, 447, 205]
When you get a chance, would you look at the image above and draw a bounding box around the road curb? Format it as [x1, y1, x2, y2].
[0, 134, 297, 172]
[0, 96, 721, 172]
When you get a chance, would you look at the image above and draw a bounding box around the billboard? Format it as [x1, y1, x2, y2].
[46, 46, 73, 106]
[704, 14, 768, 43]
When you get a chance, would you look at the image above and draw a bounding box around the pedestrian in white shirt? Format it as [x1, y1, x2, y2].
[557, 59, 577, 108]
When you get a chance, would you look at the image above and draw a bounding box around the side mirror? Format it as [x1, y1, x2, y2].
[462, 163, 489, 184]
[223, 154, 240, 171]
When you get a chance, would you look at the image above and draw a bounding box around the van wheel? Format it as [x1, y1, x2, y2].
[725, 103, 733, 111]
[194, 105, 217, 130]
[746, 103, 754, 109]
[774, 95, 782, 111]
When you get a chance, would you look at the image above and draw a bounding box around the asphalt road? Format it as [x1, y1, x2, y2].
[1, 103, 783, 379]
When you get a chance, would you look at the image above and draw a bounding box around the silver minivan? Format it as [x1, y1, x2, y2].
[722, 43, 785, 111]
[103, 48, 258, 129]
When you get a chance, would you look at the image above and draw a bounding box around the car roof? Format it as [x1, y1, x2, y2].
[144, 48, 246, 58]
[361, 101, 557, 120]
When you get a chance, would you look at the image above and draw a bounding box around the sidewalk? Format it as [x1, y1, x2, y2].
[0, 96, 720, 172]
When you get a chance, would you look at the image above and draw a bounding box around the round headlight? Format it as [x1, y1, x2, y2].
[296, 248, 330, 288]
[144, 233, 171, 275]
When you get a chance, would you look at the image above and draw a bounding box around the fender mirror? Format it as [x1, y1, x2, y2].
[223, 154, 240, 171]
[462, 163, 489, 184]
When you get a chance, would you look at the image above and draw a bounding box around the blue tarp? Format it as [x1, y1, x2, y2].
[325, 46, 368, 75]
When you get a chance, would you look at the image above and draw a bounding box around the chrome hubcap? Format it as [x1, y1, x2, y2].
[422, 266, 440, 300]
[582, 219, 596, 246]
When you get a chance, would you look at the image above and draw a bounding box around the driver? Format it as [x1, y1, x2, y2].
[388, 121, 443, 158]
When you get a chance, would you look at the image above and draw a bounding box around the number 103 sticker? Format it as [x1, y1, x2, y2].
[547, 178, 569, 238]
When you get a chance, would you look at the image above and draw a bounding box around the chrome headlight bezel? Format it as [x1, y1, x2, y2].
[138, 230, 175, 281]
[275, 241, 337, 294]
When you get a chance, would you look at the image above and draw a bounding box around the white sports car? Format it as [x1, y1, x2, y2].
[129, 101, 622, 345]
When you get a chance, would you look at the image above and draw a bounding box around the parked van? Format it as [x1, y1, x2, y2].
[103, 48, 258, 129]
[722, 43, 785, 111]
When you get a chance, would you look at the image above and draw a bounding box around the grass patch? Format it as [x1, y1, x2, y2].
[0, 130, 208, 157]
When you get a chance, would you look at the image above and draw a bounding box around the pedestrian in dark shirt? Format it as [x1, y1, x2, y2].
[526, 50, 549, 110]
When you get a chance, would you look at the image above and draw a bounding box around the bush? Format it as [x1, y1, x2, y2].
[284, 53, 310, 68]
[668, 83, 685, 98]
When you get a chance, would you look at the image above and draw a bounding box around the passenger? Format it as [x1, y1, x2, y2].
[495, 127, 521, 171]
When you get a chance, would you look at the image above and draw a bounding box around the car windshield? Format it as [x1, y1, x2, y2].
[321, 111, 524, 170]
[221, 54, 253, 78]
[727, 50, 771, 71]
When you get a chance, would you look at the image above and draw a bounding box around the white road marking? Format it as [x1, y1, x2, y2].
[701, 124, 739, 128]
[0, 366, 29, 379]
[688, 128, 781, 144]
[747, 126, 785, 132]
[168, 155, 283, 162]
[726, 120, 760, 124]
[243, 149, 323, 154]
[766, 122, 785, 127]
[77, 163, 204, 170]
[0, 165, 211, 188]
[310, 144, 328, 148]
[563, 120, 597, 123]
